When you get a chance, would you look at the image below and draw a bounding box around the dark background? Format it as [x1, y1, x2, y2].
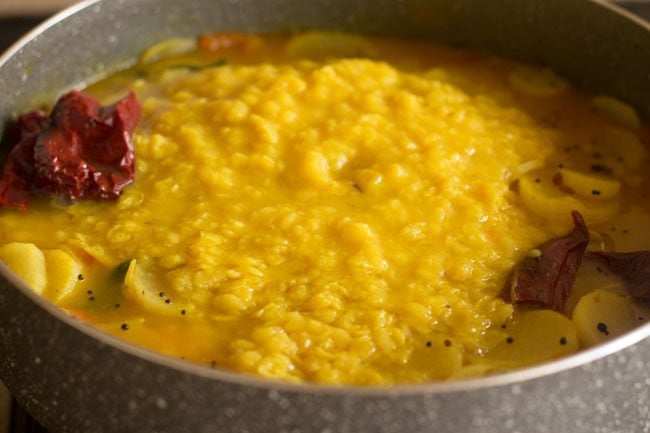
[0, 17, 44, 49]
[0, 1, 648, 433]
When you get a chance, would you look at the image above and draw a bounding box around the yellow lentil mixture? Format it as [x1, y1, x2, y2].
[1, 33, 649, 385]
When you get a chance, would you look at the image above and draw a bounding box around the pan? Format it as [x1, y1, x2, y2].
[0, 0, 649, 432]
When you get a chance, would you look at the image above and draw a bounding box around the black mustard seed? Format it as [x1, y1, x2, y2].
[597, 322, 610, 336]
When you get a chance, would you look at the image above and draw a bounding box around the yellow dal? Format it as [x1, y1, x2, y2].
[1, 35, 649, 385]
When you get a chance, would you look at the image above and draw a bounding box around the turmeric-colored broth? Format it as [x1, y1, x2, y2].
[1, 33, 649, 385]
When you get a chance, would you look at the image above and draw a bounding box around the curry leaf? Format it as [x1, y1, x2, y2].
[500, 211, 589, 312]
[586, 251, 650, 300]
[110, 259, 133, 285]
[167, 58, 228, 72]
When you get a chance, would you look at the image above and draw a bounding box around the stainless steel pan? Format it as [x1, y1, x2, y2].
[0, 1, 649, 432]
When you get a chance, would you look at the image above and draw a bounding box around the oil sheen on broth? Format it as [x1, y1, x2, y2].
[0, 32, 649, 385]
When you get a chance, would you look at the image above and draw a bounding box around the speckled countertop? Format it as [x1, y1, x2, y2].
[0, 1, 648, 433]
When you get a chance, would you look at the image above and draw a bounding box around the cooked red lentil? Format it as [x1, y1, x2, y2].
[0, 32, 649, 385]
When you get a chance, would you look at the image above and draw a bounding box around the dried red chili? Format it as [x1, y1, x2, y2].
[0, 111, 49, 209]
[500, 211, 589, 312]
[0, 90, 141, 209]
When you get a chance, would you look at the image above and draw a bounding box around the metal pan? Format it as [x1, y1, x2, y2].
[0, 1, 649, 432]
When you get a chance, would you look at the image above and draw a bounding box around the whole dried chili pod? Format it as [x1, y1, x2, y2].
[0, 111, 50, 209]
[500, 211, 589, 312]
[0, 90, 141, 209]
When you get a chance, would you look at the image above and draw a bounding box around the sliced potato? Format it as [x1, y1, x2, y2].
[572, 289, 638, 347]
[556, 168, 621, 200]
[286, 31, 376, 59]
[518, 175, 619, 226]
[406, 334, 463, 380]
[509, 66, 568, 97]
[425, 335, 463, 379]
[592, 95, 640, 129]
[448, 364, 499, 380]
[566, 260, 624, 316]
[43, 249, 81, 304]
[124, 259, 183, 316]
[516, 159, 545, 176]
[139, 38, 196, 65]
[480, 309, 578, 368]
[599, 126, 646, 170]
[0, 242, 46, 294]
